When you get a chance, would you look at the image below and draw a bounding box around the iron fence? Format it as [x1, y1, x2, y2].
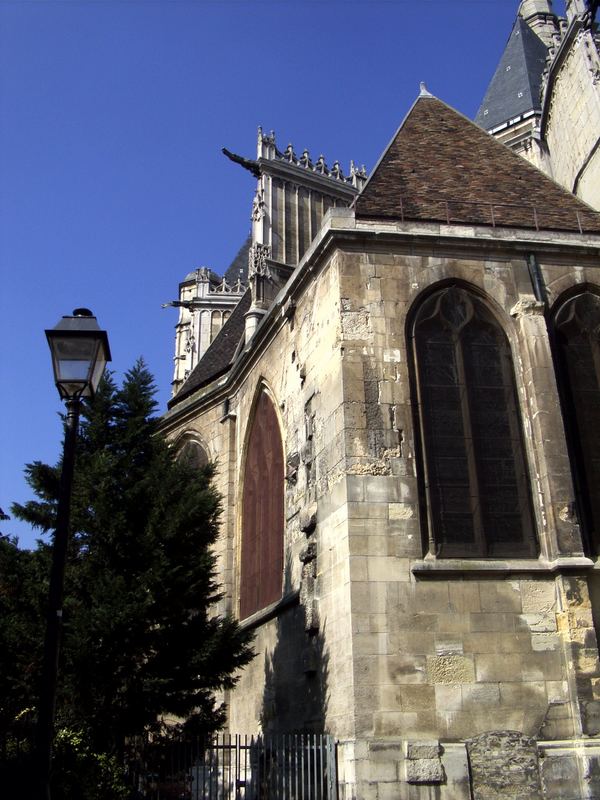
[127, 732, 338, 800]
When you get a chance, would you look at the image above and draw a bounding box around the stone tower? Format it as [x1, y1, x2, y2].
[167, 240, 248, 396]
[476, 0, 600, 209]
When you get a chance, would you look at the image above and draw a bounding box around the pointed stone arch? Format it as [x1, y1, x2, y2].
[239, 385, 285, 619]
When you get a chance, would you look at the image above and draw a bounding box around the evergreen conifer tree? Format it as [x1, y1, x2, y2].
[9, 360, 254, 777]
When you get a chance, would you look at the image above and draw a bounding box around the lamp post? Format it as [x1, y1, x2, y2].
[36, 309, 111, 800]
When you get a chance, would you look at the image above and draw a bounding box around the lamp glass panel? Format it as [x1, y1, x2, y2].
[90, 353, 108, 393]
[53, 336, 97, 385]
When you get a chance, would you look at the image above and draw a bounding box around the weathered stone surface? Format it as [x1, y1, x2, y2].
[583, 700, 600, 736]
[539, 701, 576, 740]
[427, 655, 475, 685]
[466, 731, 542, 800]
[406, 740, 441, 760]
[539, 752, 581, 800]
[299, 502, 318, 533]
[405, 757, 445, 784]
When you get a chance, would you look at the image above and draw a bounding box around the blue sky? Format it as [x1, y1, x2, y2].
[1, 0, 559, 548]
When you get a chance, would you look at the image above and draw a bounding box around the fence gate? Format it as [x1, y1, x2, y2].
[131, 732, 338, 800]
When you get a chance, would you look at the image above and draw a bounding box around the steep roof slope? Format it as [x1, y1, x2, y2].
[224, 234, 251, 284]
[168, 289, 251, 408]
[355, 94, 600, 233]
[475, 16, 548, 130]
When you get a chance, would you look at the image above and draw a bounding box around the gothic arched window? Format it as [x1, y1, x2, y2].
[411, 286, 536, 558]
[553, 291, 600, 552]
[179, 440, 209, 470]
[240, 390, 284, 618]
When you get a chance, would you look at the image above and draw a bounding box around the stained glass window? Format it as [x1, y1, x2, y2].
[412, 286, 536, 557]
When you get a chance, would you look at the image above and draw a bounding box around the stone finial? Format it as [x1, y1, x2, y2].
[330, 160, 344, 180]
[299, 149, 313, 169]
[315, 154, 328, 175]
[283, 143, 297, 163]
[419, 81, 433, 97]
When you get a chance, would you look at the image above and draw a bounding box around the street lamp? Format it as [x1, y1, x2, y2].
[36, 309, 111, 800]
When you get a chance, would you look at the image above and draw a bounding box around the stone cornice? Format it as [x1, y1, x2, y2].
[258, 156, 359, 199]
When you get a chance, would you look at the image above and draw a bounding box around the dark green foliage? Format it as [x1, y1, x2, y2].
[6, 360, 254, 792]
[0, 535, 48, 739]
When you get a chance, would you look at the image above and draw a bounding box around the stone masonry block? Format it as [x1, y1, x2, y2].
[475, 653, 522, 682]
[405, 757, 445, 784]
[519, 613, 558, 633]
[364, 475, 400, 503]
[414, 583, 450, 612]
[539, 753, 580, 800]
[449, 582, 481, 613]
[479, 582, 522, 613]
[406, 740, 442, 760]
[427, 655, 475, 685]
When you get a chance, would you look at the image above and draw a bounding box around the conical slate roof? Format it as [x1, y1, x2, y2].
[475, 16, 548, 131]
[355, 94, 600, 234]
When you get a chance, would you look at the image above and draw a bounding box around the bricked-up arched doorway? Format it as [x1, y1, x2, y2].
[240, 390, 284, 619]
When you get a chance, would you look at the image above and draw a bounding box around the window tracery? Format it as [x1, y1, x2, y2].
[411, 286, 536, 558]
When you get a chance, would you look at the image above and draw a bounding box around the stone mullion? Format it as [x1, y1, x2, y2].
[455, 332, 487, 555]
[511, 299, 583, 557]
[411, 336, 437, 557]
[497, 334, 537, 551]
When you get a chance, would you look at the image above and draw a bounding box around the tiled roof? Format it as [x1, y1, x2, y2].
[355, 95, 600, 233]
[475, 17, 548, 131]
[168, 289, 251, 408]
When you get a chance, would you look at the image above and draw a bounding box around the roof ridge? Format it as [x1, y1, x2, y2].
[354, 85, 436, 205]
[355, 95, 600, 232]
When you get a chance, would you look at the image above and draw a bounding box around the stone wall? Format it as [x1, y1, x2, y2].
[544, 26, 600, 208]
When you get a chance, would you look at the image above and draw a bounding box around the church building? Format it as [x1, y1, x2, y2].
[160, 2, 600, 798]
